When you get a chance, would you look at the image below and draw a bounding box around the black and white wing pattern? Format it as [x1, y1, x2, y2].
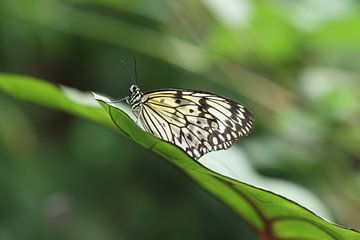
[138, 89, 254, 160]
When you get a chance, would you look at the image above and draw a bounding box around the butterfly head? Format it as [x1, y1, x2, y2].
[129, 84, 140, 93]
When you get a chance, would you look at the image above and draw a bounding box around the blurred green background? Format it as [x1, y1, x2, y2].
[1, 0, 360, 239]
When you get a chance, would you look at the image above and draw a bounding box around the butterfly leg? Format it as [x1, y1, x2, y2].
[136, 104, 143, 124]
[108, 96, 129, 104]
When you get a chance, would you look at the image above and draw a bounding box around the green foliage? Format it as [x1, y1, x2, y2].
[1, 74, 359, 240]
[1, 0, 360, 239]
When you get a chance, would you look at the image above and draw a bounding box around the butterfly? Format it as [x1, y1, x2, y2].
[121, 84, 254, 160]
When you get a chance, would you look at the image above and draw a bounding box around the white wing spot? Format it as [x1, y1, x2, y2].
[211, 121, 219, 129]
[218, 135, 225, 141]
[226, 133, 231, 140]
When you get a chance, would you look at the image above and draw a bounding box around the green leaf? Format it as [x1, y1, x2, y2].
[1, 74, 359, 239]
[0, 74, 112, 127]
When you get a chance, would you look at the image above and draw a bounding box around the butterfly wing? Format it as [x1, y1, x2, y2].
[139, 89, 254, 160]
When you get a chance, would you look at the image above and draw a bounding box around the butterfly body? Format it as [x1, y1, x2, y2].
[127, 84, 254, 160]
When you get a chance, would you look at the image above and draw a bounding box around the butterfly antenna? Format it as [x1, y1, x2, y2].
[121, 59, 136, 84]
[133, 56, 138, 85]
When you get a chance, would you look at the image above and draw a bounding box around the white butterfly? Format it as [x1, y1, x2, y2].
[122, 84, 254, 160]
